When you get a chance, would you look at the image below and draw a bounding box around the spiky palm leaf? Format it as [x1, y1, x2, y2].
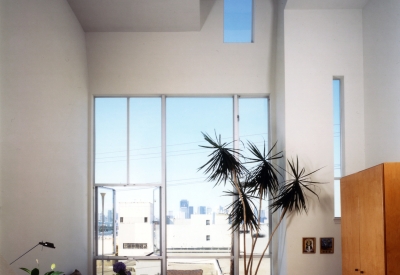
[198, 132, 246, 185]
[246, 141, 283, 198]
[224, 180, 259, 232]
[254, 157, 323, 275]
[270, 156, 323, 214]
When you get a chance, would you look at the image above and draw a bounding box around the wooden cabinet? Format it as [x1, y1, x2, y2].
[341, 163, 400, 275]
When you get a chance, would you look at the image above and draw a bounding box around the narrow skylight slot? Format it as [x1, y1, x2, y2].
[333, 78, 342, 218]
[224, 0, 253, 43]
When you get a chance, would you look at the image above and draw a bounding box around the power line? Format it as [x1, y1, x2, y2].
[95, 132, 268, 155]
[95, 140, 270, 163]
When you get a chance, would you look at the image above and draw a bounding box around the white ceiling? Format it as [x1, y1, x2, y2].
[286, 0, 370, 9]
[67, 0, 370, 32]
[67, 0, 216, 32]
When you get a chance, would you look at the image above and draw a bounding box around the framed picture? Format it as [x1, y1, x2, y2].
[302, 237, 316, 253]
[320, 237, 334, 254]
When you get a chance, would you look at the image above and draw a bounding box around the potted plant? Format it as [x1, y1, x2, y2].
[198, 132, 323, 275]
[20, 261, 63, 275]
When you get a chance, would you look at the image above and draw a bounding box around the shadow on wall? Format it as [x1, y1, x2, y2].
[200, 0, 217, 29]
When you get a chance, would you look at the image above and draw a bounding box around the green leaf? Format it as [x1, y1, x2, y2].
[224, 179, 259, 232]
[31, 268, 40, 275]
[270, 157, 324, 215]
[19, 268, 31, 274]
[52, 272, 64, 275]
[198, 132, 247, 186]
[246, 141, 283, 197]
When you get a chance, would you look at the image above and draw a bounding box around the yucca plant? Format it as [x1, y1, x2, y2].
[244, 141, 283, 275]
[253, 157, 323, 275]
[198, 132, 249, 275]
[198, 132, 323, 275]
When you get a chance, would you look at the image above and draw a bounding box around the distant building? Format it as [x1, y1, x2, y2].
[166, 215, 174, 224]
[180, 199, 189, 219]
[198, 206, 206, 214]
[189, 206, 194, 218]
[108, 209, 113, 223]
[180, 200, 189, 208]
[260, 209, 266, 223]
[167, 213, 231, 252]
[118, 202, 154, 256]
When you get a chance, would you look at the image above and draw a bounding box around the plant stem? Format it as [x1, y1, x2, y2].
[247, 190, 263, 274]
[230, 227, 234, 275]
[254, 207, 287, 275]
[232, 170, 247, 275]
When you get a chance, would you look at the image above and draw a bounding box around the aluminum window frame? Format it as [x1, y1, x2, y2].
[92, 95, 272, 275]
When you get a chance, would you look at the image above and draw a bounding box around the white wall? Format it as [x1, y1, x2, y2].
[86, 0, 275, 96]
[363, 0, 400, 167]
[269, 1, 287, 274]
[283, 9, 365, 275]
[0, 0, 89, 274]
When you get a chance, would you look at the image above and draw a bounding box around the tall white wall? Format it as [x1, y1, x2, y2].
[86, 0, 275, 96]
[269, 1, 287, 274]
[283, 9, 365, 275]
[363, 0, 400, 167]
[0, 0, 89, 274]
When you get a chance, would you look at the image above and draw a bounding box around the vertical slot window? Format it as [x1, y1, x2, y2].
[333, 79, 342, 217]
[224, 0, 253, 43]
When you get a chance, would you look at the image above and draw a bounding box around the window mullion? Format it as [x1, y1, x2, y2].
[161, 95, 167, 275]
[127, 98, 130, 184]
[233, 95, 239, 275]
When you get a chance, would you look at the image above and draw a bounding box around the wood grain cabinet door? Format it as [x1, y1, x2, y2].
[342, 163, 400, 275]
[383, 163, 400, 275]
[358, 165, 385, 275]
[341, 176, 361, 275]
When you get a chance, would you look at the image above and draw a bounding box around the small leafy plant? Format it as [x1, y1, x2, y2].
[113, 262, 131, 275]
[20, 260, 63, 275]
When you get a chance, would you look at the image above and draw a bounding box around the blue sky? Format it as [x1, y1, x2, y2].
[224, 0, 253, 43]
[95, 97, 269, 218]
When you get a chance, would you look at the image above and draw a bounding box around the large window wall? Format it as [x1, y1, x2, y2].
[93, 96, 270, 275]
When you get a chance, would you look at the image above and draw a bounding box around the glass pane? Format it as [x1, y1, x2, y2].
[224, 0, 253, 43]
[96, 186, 161, 257]
[129, 98, 161, 184]
[166, 98, 233, 257]
[239, 98, 270, 255]
[333, 79, 342, 218]
[334, 179, 341, 217]
[239, 257, 270, 275]
[95, 98, 128, 184]
[96, 259, 161, 275]
[116, 186, 160, 257]
[168, 258, 230, 275]
[239, 97, 269, 169]
[97, 187, 116, 256]
[333, 80, 341, 178]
